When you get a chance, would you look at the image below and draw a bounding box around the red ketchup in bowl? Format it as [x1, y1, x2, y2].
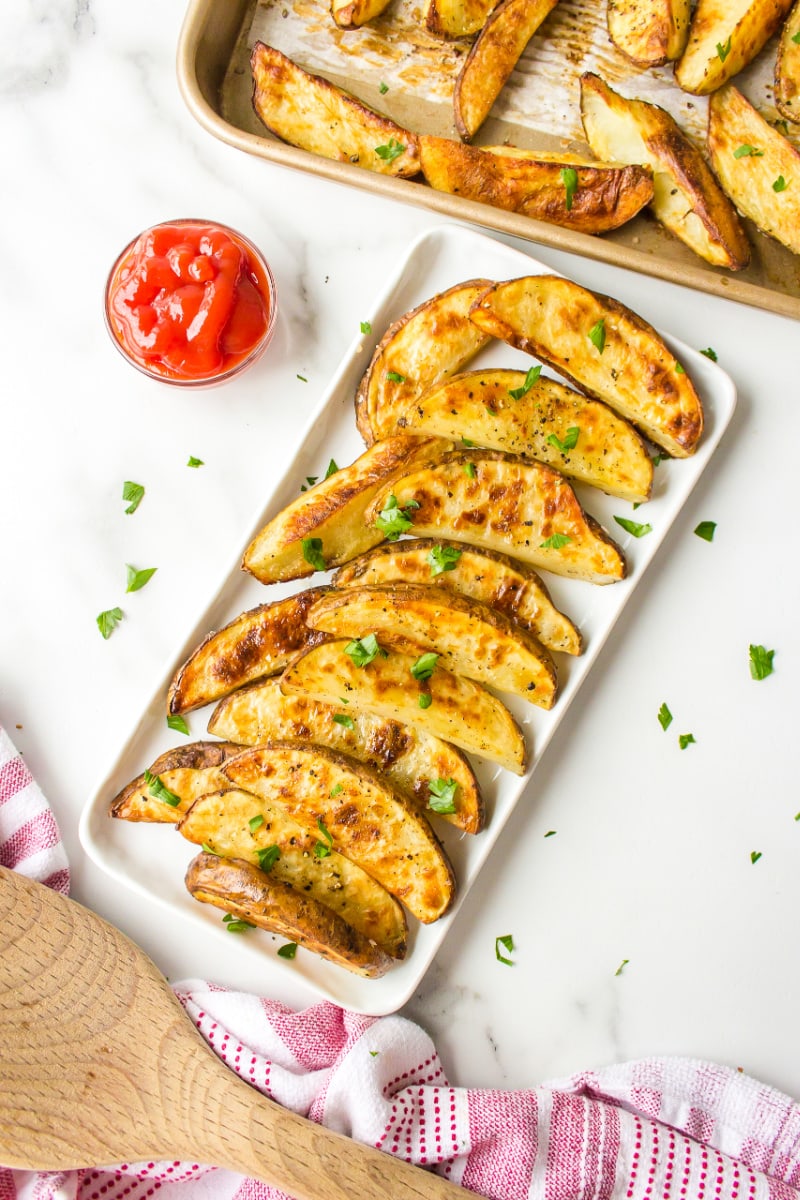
[105, 220, 276, 385]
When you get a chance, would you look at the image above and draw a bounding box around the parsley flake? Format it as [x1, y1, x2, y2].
[547, 426, 580, 454]
[360, 320, 372, 335]
[773, 175, 789, 192]
[144, 769, 180, 807]
[256, 845, 281, 873]
[716, 35, 732, 60]
[379, 81, 389, 94]
[122, 481, 145, 514]
[679, 733, 696, 750]
[749, 644, 775, 680]
[418, 692, 432, 709]
[345, 634, 387, 668]
[461, 436, 476, 447]
[202, 842, 216, 854]
[615, 958, 629, 976]
[428, 543, 462, 576]
[588, 318, 606, 354]
[464, 460, 477, 479]
[167, 714, 190, 736]
[125, 564, 157, 593]
[694, 520, 716, 542]
[793, 29, 800, 42]
[277, 941, 298, 959]
[733, 144, 764, 158]
[675, 361, 686, 374]
[614, 515, 652, 538]
[334, 713, 354, 729]
[187, 456, 204, 468]
[223, 914, 255, 933]
[540, 533, 572, 550]
[495, 934, 515, 965]
[508, 365, 542, 400]
[560, 166, 578, 211]
[330, 782, 344, 798]
[411, 652, 439, 681]
[324, 458, 339, 479]
[375, 138, 405, 162]
[700, 347, 718, 361]
[314, 817, 334, 858]
[386, 370, 406, 384]
[302, 537, 327, 572]
[96, 607, 123, 640]
[249, 814, 265, 834]
[374, 493, 418, 540]
[297, 374, 308, 382]
[544, 829, 557, 837]
[750, 850, 762, 864]
[428, 777, 458, 814]
[658, 702, 673, 731]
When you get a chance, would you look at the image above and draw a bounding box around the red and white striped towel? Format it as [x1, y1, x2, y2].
[2, 719, 800, 1200]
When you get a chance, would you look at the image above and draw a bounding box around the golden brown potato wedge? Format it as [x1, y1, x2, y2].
[355, 280, 493, 445]
[281, 640, 527, 774]
[425, 0, 498, 37]
[674, 0, 793, 94]
[109, 742, 243, 823]
[398, 367, 654, 502]
[167, 588, 330, 715]
[366, 451, 626, 584]
[186, 853, 395, 978]
[418, 137, 654, 232]
[580, 73, 750, 270]
[222, 743, 454, 923]
[332, 0, 392, 27]
[334, 539, 582, 655]
[251, 43, 420, 176]
[207, 678, 484, 833]
[776, 0, 800, 122]
[708, 85, 800, 255]
[307, 584, 558, 708]
[470, 276, 704, 457]
[179, 788, 407, 958]
[242, 436, 449, 584]
[607, 0, 691, 64]
[454, 0, 560, 141]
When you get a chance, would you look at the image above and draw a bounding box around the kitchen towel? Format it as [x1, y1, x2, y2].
[2, 720, 800, 1200]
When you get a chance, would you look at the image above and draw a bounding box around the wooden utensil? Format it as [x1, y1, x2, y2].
[0, 867, 470, 1199]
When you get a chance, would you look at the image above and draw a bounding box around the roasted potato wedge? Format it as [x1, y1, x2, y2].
[242, 435, 449, 584]
[109, 742, 243, 823]
[281, 639, 527, 774]
[208, 678, 484, 832]
[418, 137, 654, 232]
[776, 0, 800, 122]
[355, 280, 493, 444]
[708, 85, 800, 255]
[454, 0, 560, 141]
[307, 584, 557, 708]
[366, 452, 626, 584]
[470, 276, 704, 457]
[179, 788, 407, 958]
[186, 853, 395, 978]
[167, 588, 330, 715]
[334, 538, 582, 655]
[398, 367, 653, 502]
[607, 0, 690, 64]
[674, 0, 793, 94]
[251, 43, 420, 176]
[580, 73, 750, 270]
[222, 743, 454, 923]
[332, 0, 392, 28]
[425, 0, 498, 37]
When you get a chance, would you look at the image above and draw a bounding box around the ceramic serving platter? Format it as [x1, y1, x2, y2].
[80, 225, 737, 1015]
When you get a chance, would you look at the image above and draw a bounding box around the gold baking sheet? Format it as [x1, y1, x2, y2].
[177, 0, 800, 319]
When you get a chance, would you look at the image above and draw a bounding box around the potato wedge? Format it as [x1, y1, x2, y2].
[425, 0, 498, 37]
[179, 788, 407, 958]
[109, 742, 243, 823]
[307, 584, 558, 709]
[580, 73, 750, 270]
[222, 743, 454, 923]
[333, 538, 582, 655]
[355, 280, 493, 444]
[242, 435, 449, 584]
[332, 0, 392, 28]
[776, 0, 800, 122]
[469, 276, 703, 457]
[454, 0, 560, 141]
[186, 853, 395, 978]
[607, 0, 690, 65]
[397, 367, 653, 502]
[418, 137, 654, 232]
[674, 0, 793, 94]
[167, 588, 330, 715]
[366, 452, 626, 584]
[251, 43, 419, 176]
[708, 86, 800, 255]
[207, 678, 484, 832]
[281, 640, 527, 774]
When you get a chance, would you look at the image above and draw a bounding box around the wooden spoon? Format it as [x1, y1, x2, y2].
[0, 867, 470, 1199]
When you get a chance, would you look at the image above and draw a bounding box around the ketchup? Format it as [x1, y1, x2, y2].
[106, 221, 274, 383]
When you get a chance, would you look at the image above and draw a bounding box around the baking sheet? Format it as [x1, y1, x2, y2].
[178, 0, 800, 319]
[79, 225, 737, 1016]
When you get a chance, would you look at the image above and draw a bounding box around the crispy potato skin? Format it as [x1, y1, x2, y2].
[674, 0, 794, 94]
[708, 85, 800, 255]
[109, 742, 243, 822]
[242, 435, 449, 584]
[222, 743, 455, 923]
[776, 0, 800, 122]
[251, 43, 420, 176]
[208, 678, 484, 832]
[607, 0, 691, 64]
[580, 73, 750, 270]
[281, 639, 528, 774]
[454, 0, 560, 140]
[355, 281, 493, 445]
[167, 589, 330, 715]
[418, 136, 653, 232]
[425, 0, 498, 37]
[399, 367, 654, 502]
[331, 0, 392, 28]
[334, 538, 582, 655]
[367, 451, 626, 584]
[186, 853, 395, 978]
[469, 276, 704, 457]
[180, 788, 407, 958]
[307, 584, 558, 709]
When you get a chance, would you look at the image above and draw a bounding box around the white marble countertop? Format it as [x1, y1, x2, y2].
[3, 0, 799, 1102]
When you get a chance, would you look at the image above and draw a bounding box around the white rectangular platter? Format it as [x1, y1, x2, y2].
[80, 224, 736, 1015]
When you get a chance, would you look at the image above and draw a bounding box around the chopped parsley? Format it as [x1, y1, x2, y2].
[360, 320, 372, 335]
[700, 347, 718, 361]
[508, 365, 542, 400]
[495, 934, 515, 965]
[411, 652, 439, 681]
[461, 435, 476, 447]
[333, 713, 354, 729]
[540, 533, 572, 550]
[344, 633, 387, 668]
[675, 361, 686, 374]
[256, 845, 281, 873]
[379, 81, 389, 94]
[374, 494, 418, 540]
[144, 769, 180, 807]
[277, 941, 298, 959]
[249, 814, 265, 834]
[716, 36, 732, 60]
[223, 914, 255, 933]
[773, 175, 789, 192]
[544, 830, 557, 838]
[464, 461, 477, 479]
[300, 474, 318, 493]
[750, 850, 762, 864]
[749, 644, 775, 680]
[314, 817, 334, 858]
[375, 138, 405, 162]
[678, 733, 696, 750]
[125, 564, 157, 593]
[418, 692, 432, 709]
[386, 370, 406, 383]
[694, 521, 716, 542]
[560, 166, 578, 211]
[302, 537, 327, 572]
[122, 481, 145, 514]
[96, 607, 123, 639]
[187, 456, 204, 468]
[614, 515, 652, 537]
[427, 777, 458, 814]
[658, 702, 673, 731]
[167, 714, 190, 736]
[793, 29, 800, 42]
[588, 318, 606, 354]
[297, 374, 308, 382]
[733, 144, 763, 158]
[428, 543, 462, 576]
[324, 458, 339, 479]
[330, 783, 344, 798]
[547, 426, 580, 454]
[615, 958, 629, 976]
